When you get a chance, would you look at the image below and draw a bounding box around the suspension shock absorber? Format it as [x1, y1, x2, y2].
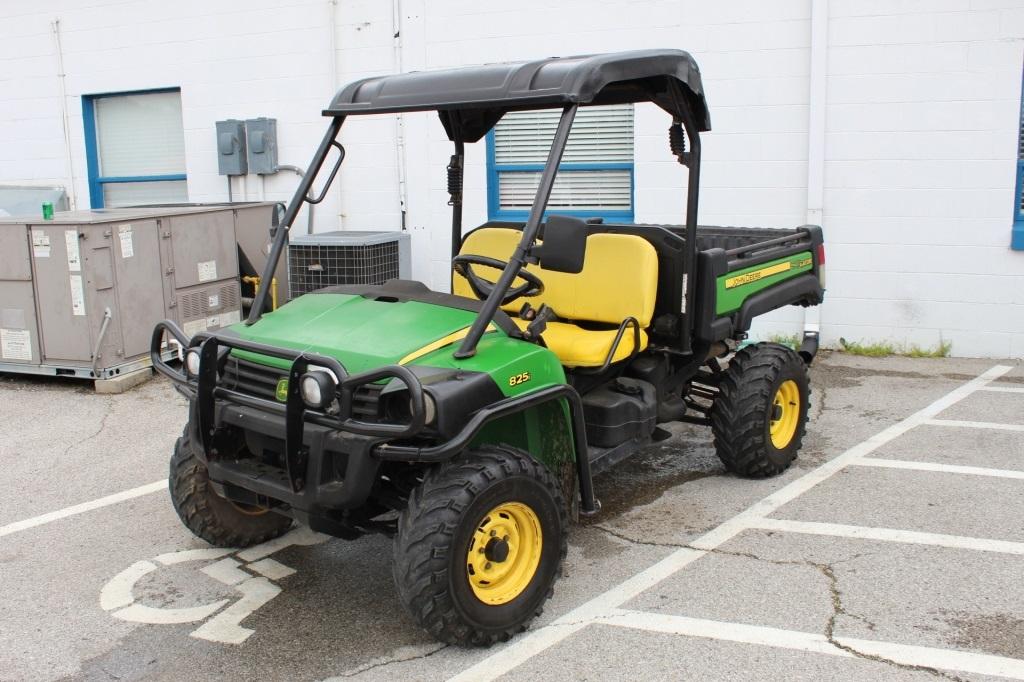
[447, 154, 464, 206]
[669, 121, 687, 164]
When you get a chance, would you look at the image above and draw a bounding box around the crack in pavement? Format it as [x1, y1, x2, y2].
[59, 397, 114, 460]
[327, 643, 450, 679]
[590, 524, 966, 681]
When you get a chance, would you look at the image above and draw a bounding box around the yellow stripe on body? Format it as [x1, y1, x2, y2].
[398, 324, 497, 366]
[724, 261, 792, 289]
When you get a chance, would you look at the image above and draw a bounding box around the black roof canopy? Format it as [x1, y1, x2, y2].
[324, 49, 710, 142]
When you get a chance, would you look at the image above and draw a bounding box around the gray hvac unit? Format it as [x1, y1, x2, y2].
[287, 231, 411, 299]
[0, 203, 275, 380]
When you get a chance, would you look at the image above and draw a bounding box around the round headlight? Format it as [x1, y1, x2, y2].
[300, 371, 335, 408]
[423, 392, 436, 425]
[185, 349, 201, 376]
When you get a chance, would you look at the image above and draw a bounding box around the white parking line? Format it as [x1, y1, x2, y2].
[853, 458, 1024, 480]
[0, 479, 167, 539]
[448, 365, 1013, 682]
[603, 610, 1024, 679]
[926, 419, 1024, 432]
[751, 518, 1024, 556]
[979, 386, 1024, 394]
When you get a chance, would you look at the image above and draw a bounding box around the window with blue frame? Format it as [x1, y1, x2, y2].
[82, 88, 187, 208]
[1014, 70, 1024, 250]
[487, 104, 634, 222]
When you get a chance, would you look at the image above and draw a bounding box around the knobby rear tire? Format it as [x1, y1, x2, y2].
[711, 343, 810, 478]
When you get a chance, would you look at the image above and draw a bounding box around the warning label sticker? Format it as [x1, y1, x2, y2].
[198, 260, 218, 283]
[0, 328, 32, 361]
[118, 225, 134, 259]
[32, 230, 50, 258]
[65, 230, 81, 271]
[70, 274, 86, 316]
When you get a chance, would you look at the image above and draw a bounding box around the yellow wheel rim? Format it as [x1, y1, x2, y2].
[466, 502, 542, 605]
[769, 379, 801, 449]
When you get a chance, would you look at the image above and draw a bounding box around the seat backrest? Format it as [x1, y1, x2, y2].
[454, 227, 659, 327]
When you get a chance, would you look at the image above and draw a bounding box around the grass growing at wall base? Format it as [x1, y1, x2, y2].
[765, 333, 801, 350]
[838, 337, 952, 358]
[752, 334, 952, 358]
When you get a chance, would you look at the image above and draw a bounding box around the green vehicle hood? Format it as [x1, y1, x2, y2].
[229, 293, 481, 374]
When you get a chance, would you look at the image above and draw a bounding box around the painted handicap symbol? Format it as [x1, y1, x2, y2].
[100, 526, 328, 644]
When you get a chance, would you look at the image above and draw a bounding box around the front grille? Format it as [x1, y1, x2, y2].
[351, 383, 384, 420]
[223, 358, 282, 401]
[222, 357, 383, 421]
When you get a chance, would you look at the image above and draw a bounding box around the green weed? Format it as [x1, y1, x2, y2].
[838, 337, 952, 358]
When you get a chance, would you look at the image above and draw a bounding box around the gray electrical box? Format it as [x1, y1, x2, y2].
[215, 119, 247, 176]
[245, 117, 278, 175]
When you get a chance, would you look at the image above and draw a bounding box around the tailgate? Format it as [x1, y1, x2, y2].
[694, 225, 824, 342]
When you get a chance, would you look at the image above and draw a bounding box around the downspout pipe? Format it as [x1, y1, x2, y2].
[51, 19, 77, 210]
[391, 0, 409, 230]
[802, 0, 828, 356]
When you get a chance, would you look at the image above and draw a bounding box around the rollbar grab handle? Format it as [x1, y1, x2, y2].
[247, 117, 346, 324]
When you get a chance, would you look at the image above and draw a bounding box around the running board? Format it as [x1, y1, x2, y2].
[588, 435, 652, 476]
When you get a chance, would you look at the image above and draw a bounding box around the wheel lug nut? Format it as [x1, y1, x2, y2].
[489, 530, 496, 537]
[485, 562, 492, 569]
[503, 535, 509, 541]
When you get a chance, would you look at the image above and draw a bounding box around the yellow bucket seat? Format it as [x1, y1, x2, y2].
[453, 227, 659, 368]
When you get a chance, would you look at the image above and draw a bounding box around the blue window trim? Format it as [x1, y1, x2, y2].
[82, 87, 185, 208]
[1014, 65, 1024, 250]
[485, 130, 635, 223]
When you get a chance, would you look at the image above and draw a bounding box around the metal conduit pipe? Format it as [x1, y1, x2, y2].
[277, 164, 314, 234]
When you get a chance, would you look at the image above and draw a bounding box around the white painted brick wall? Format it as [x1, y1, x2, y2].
[1, 0, 1021, 356]
[819, 0, 1024, 357]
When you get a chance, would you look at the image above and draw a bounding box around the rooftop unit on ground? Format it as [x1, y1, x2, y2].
[0, 203, 275, 381]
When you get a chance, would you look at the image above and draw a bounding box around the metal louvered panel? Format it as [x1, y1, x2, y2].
[1019, 106, 1024, 160]
[498, 169, 632, 211]
[1018, 108, 1024, 214]
[494, 105, 634, 165]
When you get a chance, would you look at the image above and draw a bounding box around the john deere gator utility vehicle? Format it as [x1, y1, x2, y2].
[152, 49, 825, 645]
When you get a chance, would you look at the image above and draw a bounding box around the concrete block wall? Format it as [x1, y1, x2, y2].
[814, 0, 1024, 358]
[1, 0, 1022, 356]
[0, 0, 339, 231]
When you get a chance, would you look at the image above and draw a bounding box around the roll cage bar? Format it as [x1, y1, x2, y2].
[247, 49, 709, 357]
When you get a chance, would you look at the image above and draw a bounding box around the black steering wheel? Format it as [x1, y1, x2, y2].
[452, 254, 544, 305]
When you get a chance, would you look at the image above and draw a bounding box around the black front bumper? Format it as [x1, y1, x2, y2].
[206, 401, 384, 519]
[151, 320, 428, 518]
[152, 319, 602, 521]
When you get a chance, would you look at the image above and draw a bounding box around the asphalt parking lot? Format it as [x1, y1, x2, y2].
[1, 352, 1023, 681]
